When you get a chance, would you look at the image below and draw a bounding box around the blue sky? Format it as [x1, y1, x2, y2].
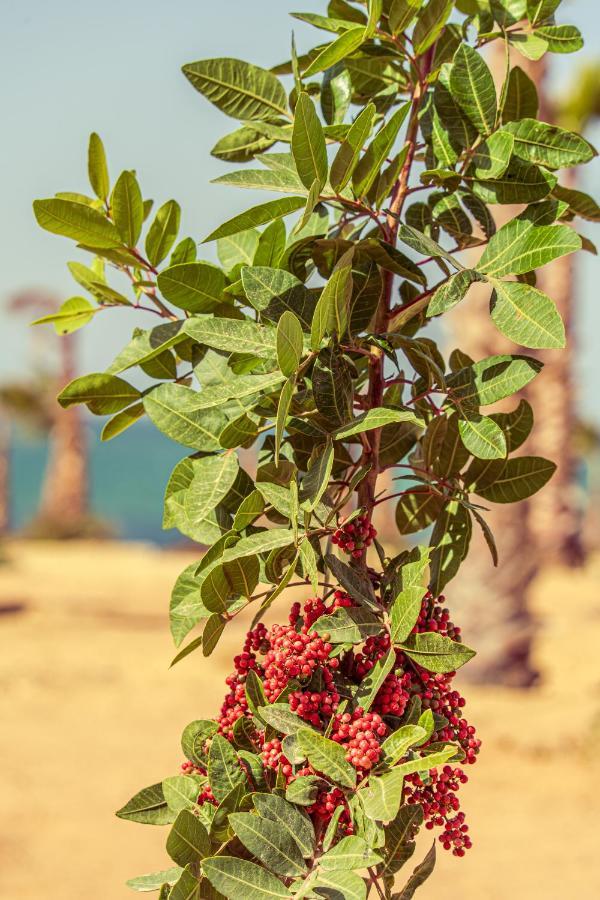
[2, 0, 599, 423]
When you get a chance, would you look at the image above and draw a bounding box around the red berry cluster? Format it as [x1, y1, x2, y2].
[332, 516, 377, 559]
[406, 765, 472, 856]
[331, 709, 388, 771]
[263, 625, 335, 701]
[180, 587, 479, 854]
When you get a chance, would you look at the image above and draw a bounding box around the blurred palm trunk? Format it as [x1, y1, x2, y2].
[37, 332, 89, 529]
[449, 49, 581, 686]
[0, 414, 10, 535]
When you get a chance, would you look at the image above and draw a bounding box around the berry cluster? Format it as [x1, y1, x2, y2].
[332, 516, 377, 559]
[331, 709, 388, 771]
[181, 587, 479, 854]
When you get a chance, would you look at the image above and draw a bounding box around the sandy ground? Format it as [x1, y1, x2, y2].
[1, 540, 600, 899]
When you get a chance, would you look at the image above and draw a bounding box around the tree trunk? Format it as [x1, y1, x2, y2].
[0, 414, 10, 536]
[37, 334, 89, 531]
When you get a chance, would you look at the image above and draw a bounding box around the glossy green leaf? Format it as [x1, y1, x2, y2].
[390, 585, 426, 643]
[292, 92, 328, 191]
[58, 372, 140, 415]
[126, 867, 183, 892]
[276, 311, 303, 376]
[448, 354, 543, 406]
[183, 58, 288, 121]
[449, 44, 497, 136]
[470, 160, 557, 205]
[428, 500, 472, 593]
[394, 843, 436, 900]
[501, 65, 539, 124]
[202, 857, 291, 900]
[535, 24, 583, 53]
[490, 279, 566, 349]
[112, 170, 143, 246]
[457, 414, 507, 460]
[389, 0, 424, 34]
[313, 606, 382, 644]
[88, 132, 110, 201]
[116, 782, 173, 825]
[380, 725, 428, 767]
[33, 198, 120, 248]
[412, 0, 453, 54]
[353, 103, 410, 197]
[475, 455, 556, 502]
[330, 103, 375, 192]
[157, 263, 225, 313]
[297, 728, 356, 788]
[145, 200, 181, 266]
[304, 26, 365, 78]
[477, 213, 581, 277]
[167, 810, 211, 867]
[313, 870, 367, 900]
[229, 813, 305, 877]
[184, 317, 277, 357]
[208, 734, 246, 802]
[203, 197, 306, 243]
[321, 835, 382, 870]
[357, 769, 405, 822]
[333, 407, 422, 438]
[144, 385, 226, 451]
[352, 649, 395, 712]
[400, 631, 476, 672]
[427, 270, 484, 316]
[169, 866, 200, 900]
[253, 793, 315, 859]
[502, 118, 596, 169]
[31, 296, 97, 335]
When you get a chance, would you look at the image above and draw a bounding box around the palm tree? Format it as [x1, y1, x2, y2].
[2, 291, 89, 536]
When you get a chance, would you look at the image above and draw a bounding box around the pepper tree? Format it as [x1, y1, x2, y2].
[33, 1, 597, 897]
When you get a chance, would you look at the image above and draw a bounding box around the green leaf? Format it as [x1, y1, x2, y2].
[157, 263, 226, 313]
[183, 58, 288, 121]
[163, 775, 203, 814]
[208, 734, 246, 802]
[427, 270, 484, 316]
[400, 631, 476, 672]
[126, 867, 183, 892]
[394, 843, 436, 900]
[448, 354, 542, 406]
[502, 118, 596, 169]
[202, 857, 291, 900]
[101, 401, 145, 441]
[203, 197, 306, 243]
[477, 212, 582, 277]
[380, 725, 428, 767]
[428, 500, 472, 593]
[203, 614, 226, 657]
[31, 296, 97, 335]
[184, 317, 277, 357]
[164, 454, 238, 543]
[275, 375, 296, 463]
[116, 782, 173, 825]
[397, 224, 463, 270]
[144, 385, 226, 451]
[58, 372, 140, 415]
[313, 870, 367, 900]
[321, 835, 382, 871]
[33, 198, 120, 248]
[534, 24, 583, 53]
[218, 230, 260, 269]
[330, 103, 375, 193]
[470, 160, 557, 205]
[300, 441, 334, 511]
[353, 103, 410, 197]
[395, 491, 444, 535]
[389, 0, 424, 35]
[170, 563, 210, 646]
[527, 0, 560, 25]
[468, 131, 514, 179]
[242, 267, 313, 329]
[292, 93, 328, 192]
[457, 414, 507, 460]
[312, 347, 353, 425]
[313, 606, 382, 644]
[489, 279, 565, 349]
[390, 585, 426, 643]
[229, 813, 305, 877]
[501, 65, 539, 124]
[475, 455, 556, 502]
[310, 269, 349, 351]
[145, 199, 181, 267]
[285, 775, 327, 807]
[213, 167, 306, 195]
[276, 311, 304, 376]
[181, 719, 218, 766]
[212, 125, 276, 162]
[253, 794, 316, 859]
[304, 26, 365, 78]
[221, 528, 295, 564]
[380, 804, 423, 876]
[553, 185, 600, 222]
[297, 728, 356, 788]
[169, 866, 200, 900]
[323, 554, 378, 610]
[449, 44, 497, 136]
[352, 649, 395, 712]
[112, 170, 144, 246]
[88, 132, 110, 201]
[167, 810, 211, 866]
[107, 320, 186, 373]
[333, 407, 422, 438]
[357, 769, 405, 822]
[412, 0, 453, 54]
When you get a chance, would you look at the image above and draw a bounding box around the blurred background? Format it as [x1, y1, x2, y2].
[1, 1, 599, 897]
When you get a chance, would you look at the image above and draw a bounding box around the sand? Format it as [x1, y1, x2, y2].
[1, 540, 599, 899]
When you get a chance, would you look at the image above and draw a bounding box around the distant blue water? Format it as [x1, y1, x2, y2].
[12, 421, 187, 544]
